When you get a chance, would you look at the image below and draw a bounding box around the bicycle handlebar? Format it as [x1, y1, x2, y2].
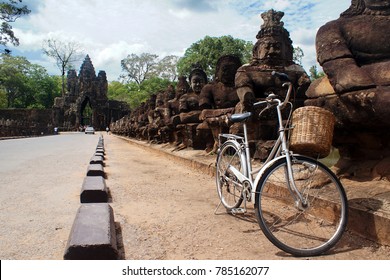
[253, 71, 293, 110]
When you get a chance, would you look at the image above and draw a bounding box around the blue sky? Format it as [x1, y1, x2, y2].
[4, 0, 351, 81]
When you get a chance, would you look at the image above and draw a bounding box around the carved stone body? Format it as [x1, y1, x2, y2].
[306, 0, 390, 179]
[234, 10, 310, 159]
[198, 55, 242, 153]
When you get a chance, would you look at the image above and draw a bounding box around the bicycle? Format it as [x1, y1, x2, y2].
[215, 71, 348, 257]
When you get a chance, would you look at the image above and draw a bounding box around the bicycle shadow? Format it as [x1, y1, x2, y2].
[273, 197, 386, 259]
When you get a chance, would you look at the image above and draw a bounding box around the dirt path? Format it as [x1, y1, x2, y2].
[104, 134, 390, 260]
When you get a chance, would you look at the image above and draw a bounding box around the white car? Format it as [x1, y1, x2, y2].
[85, 127, 95, 134]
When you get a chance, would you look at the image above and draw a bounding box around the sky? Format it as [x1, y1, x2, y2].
[4, 0, 351, 81]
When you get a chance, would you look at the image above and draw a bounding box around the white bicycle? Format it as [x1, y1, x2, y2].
[215, 71, 348, 257]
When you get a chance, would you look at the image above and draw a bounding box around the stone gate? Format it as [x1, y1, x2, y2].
[53, 55, 129, 131]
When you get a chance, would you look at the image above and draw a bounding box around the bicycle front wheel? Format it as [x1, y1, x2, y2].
[216, 140, 246, 210]
[255, 155, 348, 257]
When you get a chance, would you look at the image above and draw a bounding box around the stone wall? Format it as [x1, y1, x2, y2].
[0, 109, 54, 137]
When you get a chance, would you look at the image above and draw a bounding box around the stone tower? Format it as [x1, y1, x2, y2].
[53, 55, 129, 131]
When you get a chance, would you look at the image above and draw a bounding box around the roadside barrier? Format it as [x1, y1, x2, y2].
[64, 135, 119, 260]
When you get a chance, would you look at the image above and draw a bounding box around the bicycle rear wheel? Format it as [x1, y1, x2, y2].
[216, 141, 246, 210]
[255, 155, 348, 257]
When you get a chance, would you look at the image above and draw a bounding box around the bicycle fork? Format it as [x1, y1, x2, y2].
[284, 153, 309, 210]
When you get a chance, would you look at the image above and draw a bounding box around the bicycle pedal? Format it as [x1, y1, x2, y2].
[230, 208, 246, 214]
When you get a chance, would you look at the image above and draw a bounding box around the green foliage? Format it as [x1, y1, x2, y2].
[108, 77, 173, 109]
[293, 46, 304, 66]
[120, 53, 159, 85]
[108, 81, 130, 103]
[176, 35, 253, 78]
[0, 53, 61, 108]
[309, 65, 325, 81]
[120, 53, 179, 85]
[0, 0, 31, 46]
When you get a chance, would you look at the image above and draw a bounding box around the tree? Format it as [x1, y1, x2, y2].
[154, 55, 179, 81]
[309, 65, 325, 81]
[293, 46, 304, 66]
[176, 35, 252, 78]
[0, 53, 30, 107]
[0, 0, 30, 46]
[0, 53, 60, 108]
[120, 53, 159, 85]
[42, 38, 83, 96]
[108, 81, 132, 103]
[110, 77, 173, 109]
[26, 66, 61, 109]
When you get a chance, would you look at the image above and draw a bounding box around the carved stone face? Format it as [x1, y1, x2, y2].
[364, 0, 390, 10]
[219, 62, 240, 85]
[257, 38, 284, 60]
[190, 74, 206, 94]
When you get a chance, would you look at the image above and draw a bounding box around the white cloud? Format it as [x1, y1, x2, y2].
[7, 0, 353, 80]
[263, 0, 291, 11]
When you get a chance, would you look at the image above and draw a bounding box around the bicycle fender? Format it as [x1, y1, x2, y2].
[219, 140, 249, 177]
[253, 155, 286, 189]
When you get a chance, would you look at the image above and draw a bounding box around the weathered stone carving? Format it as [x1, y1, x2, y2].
[306, 0, 390, 179]
[53, 55, 129, 131]
[234, 9, 310, 159]
[175, 67, 208, 149]
[198, 55, 242, 153]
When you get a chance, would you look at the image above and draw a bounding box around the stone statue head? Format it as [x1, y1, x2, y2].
[175, 76, 190, 98]
[252, 9, 293, 65]
[155, 91, 165, 107]
[189, 66, 208, 94]
[341, 0, 390, 16]
[215, 55, 241, 86]
[165, 84, 175, 100]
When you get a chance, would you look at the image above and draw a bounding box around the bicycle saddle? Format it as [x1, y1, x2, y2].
[229, 112, 252, 123]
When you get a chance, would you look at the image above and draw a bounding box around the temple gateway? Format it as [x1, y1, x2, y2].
[53, 55, 129, 131]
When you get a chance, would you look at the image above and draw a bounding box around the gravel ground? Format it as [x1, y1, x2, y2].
[104, 134, 390, 260]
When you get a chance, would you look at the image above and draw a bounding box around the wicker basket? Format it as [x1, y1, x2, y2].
[290, 106, 335, 158]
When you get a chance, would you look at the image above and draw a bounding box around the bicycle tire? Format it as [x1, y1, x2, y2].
[216, 140, 247, 210]
[255, 155, 348, 257]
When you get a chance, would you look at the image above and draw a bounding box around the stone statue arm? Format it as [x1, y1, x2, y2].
[198, 84, 213, 110]
[235, 70, 256, 112]
[178, 95, 188, 112]
[316, 21, 375, 93]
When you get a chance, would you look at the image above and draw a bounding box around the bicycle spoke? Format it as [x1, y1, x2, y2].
[255, 156, 347, 256]
[216, 142, 245, 210]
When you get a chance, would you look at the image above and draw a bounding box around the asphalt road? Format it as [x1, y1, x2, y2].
[0, 132, 100, 260]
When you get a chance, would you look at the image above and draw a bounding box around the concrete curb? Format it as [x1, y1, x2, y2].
[63, 203, 118, 260]
[64, 135, 118, 260]
[80, 176, 109, 203]
[90, 155, 104, 165]
[87, 164, 105, 177]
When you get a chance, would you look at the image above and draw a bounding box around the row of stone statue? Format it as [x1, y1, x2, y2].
[110, 9, 311, 157]
[111, 55, 243, 153]
[112, 1, 390, 178]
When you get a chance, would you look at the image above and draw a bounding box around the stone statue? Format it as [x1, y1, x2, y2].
[235, 9, 310, 112]
[198, 55, 242, 153]
[175, 67, 208, 149]
[167, 76, 190, 145]
[306, 0, 390, 179]
[234, 9, 310, 159]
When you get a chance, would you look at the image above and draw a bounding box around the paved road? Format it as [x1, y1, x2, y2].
[0, 133, 100, 260]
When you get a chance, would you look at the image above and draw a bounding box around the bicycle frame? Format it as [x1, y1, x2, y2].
[218, 81, 306, 206]
[216, 72, 348, 257]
